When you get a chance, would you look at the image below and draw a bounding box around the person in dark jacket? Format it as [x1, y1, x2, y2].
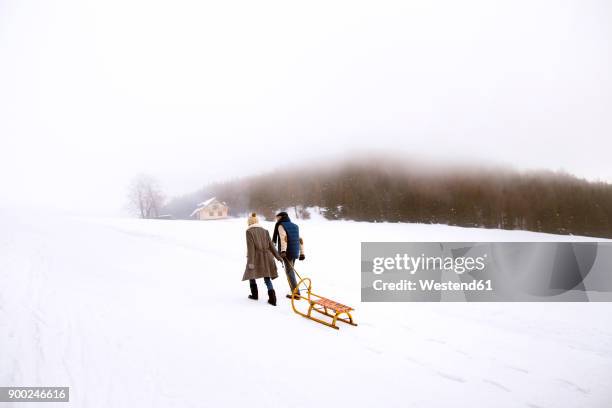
[242, 213, 281, 306]
[272, 211, 305, 299]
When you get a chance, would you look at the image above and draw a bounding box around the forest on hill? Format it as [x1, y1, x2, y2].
[163, 156, 612, 238]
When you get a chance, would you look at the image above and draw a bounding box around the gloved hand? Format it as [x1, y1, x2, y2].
[280, 251, 287, 259]
[248, 263, 254, 270]
[299, 254, 305, 261]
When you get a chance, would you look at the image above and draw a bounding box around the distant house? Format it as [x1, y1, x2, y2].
[190, 197, 229, 220]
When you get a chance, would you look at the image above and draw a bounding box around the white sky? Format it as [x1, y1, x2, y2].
[1, 0, 611, 215]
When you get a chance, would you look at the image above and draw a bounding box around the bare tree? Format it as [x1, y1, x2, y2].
[128, 174, 165, 219]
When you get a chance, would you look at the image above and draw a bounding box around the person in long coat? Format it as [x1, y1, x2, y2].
[242, 213, 281, 306]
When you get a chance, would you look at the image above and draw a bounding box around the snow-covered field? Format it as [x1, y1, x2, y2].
[1, 212, 611, 408]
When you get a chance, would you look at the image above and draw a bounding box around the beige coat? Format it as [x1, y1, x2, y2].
[242, 224, 280, 281]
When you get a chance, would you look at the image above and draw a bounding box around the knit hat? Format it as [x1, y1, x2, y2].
[247, 212, 259, 226]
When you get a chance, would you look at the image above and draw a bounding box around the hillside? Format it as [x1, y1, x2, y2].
[164, 157, 612, 238]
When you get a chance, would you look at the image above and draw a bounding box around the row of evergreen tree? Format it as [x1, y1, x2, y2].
[163, 157, 612, 238]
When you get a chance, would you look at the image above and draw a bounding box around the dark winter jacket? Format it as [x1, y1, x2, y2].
[242, 224, 280, 281]
[273, 213, 301, 260]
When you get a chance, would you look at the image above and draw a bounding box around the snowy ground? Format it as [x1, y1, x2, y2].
[1, 212, 611, 408]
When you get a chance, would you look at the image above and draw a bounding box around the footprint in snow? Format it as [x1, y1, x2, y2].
[556, 378, 590, 395]
[436, 371, 466, 383]
[365, 346, 383, 355]
[404, 356, 426, 367]
[505, 364, 529, 374]
[483, 379, 511, 392]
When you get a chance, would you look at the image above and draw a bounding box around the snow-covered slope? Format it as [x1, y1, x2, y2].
[1, 213, 611, 407]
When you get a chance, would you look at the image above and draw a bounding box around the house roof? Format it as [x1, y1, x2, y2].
[197, 197, 217, 207]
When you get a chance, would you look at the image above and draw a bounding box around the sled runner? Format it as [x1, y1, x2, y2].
[284, 261, 357, 330]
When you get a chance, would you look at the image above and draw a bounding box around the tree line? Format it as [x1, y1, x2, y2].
[163, 157, 612, 238]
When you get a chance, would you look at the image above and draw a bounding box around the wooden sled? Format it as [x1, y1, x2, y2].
[286, 263, 357, 330]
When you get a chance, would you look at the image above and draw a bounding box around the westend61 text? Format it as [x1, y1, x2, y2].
[373, 279, 493, 292]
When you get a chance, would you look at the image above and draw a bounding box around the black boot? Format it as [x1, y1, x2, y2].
[268, 289, 277, 306]
[285, 291, 300, 300]
[248, 282, 258, 300]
